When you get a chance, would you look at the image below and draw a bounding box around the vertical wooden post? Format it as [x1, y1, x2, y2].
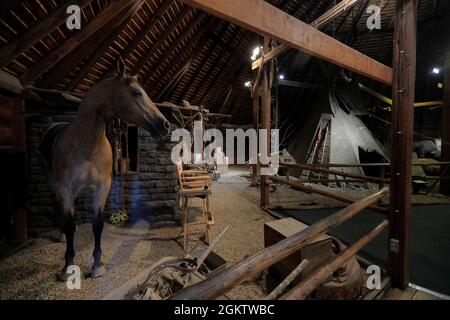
[251, 85, 259, 187]
[260, 37, 272, 208]
[439, 10, 450, 195]
[389, 0, 417, 290]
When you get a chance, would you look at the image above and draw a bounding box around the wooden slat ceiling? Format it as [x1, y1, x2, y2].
[0, 0, 448, 125]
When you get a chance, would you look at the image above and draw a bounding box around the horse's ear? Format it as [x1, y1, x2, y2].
[117, 56, 127, 77]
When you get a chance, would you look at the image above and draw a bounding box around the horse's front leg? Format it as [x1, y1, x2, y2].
[56, 189, 76, 281]
[91, 176, 111, 278]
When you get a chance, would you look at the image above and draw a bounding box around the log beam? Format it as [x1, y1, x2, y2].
[170, 188, 388, 300]
[283, 163, 389, 184]
[269, 176, 387, 214]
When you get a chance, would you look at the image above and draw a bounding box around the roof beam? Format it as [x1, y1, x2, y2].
[181, 0, 392, 85]
[103, 0, 175, 76]
[251, 0, 362, 71]
[39, 1, 141, 89]
[66, 5, 139, 91]
[129, 6, 192, 75]
[0, 0, 92, 68]
[20, 0, 138, 85]
[140, 13, 207, 88]
[176, 20, 231, 101]
[147, 19, 222, 97]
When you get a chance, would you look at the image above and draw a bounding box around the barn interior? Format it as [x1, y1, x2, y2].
[0, 0, 449, 301]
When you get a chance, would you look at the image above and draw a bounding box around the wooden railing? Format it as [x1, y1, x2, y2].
[282, 163, 390, 184]
[269, 176, 388, 213]
[170, 187, 389, 300]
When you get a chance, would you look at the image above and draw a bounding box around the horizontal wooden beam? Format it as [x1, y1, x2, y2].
[269, 176, 388, 213]
[251, 0, 363, 70]
[284, 163, 389, 183]
[181, 0, 393, 85]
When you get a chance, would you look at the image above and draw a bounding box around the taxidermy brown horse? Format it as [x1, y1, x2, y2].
[42, 59, 170, 280]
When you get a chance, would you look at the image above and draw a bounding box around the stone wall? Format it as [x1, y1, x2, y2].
[26, 113, 178, 235]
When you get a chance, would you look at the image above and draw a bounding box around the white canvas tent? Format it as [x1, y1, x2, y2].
[287, 81, 389, 187]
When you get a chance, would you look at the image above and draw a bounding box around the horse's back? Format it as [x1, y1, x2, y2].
[38, 123, 69, 169]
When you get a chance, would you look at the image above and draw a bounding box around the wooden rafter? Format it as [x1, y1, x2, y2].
[0, 0, 92, 69]
[148, 19, 222, 98]
[20, 0, 138, 85]
[139, 13, 207, 89]
[129, 6, 192, 75]
[195, 32, 254, 106]
[176, 21, 231, 101]
[66, 6, 140, 91]
[103, 0, 175, 76]
[39, 1, 141, 89]
[193, 23, 260, 108]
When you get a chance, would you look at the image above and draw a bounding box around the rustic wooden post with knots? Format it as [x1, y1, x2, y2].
[388, 0, 417, 290]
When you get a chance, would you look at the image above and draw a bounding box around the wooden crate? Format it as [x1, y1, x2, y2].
[264, 218, 334, 284]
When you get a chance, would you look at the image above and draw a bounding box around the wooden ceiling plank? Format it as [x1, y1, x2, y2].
[129, 6, 191, 75]
[146, 18, 221, 96]
[175, 19, 230, 101]
[103, 0, 175, 75]
[66, 9, 138, 91]
[140, 13, 206, 86]
[20, 0, 138, 85]
[0, 0, 92, 68]
[40, 0, 141, 89]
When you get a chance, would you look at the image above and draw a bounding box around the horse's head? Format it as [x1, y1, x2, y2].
[104, 58, 171, 142]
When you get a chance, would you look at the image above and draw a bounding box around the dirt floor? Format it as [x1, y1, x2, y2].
[0, 166, 448, 300]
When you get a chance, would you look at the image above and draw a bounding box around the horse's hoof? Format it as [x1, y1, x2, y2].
[91, 264, 106, 278]
[57, 233, 65, 243]
[57, 271, 72, 282]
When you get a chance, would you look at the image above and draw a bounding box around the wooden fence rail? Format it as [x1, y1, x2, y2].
[269, 176, 388, 213]
[170, 187, 389, 300]
[282, 163, 390, 184]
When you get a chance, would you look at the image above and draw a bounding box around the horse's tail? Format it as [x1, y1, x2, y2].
[37, 122, 69, 169]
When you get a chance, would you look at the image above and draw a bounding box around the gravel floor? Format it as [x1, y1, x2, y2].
[1, 167, 448, 300]
[0, 168, 273, 300]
